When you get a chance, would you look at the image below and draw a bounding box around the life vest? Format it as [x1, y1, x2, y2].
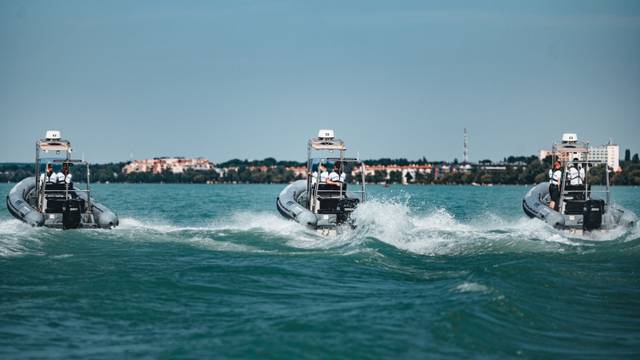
[41, 172, 55, 183]
[549, 170, 562, 186]
[56, 172, 72, 184]
[568, 167, 582, 185]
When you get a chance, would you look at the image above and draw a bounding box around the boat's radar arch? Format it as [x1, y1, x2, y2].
[38, 130, 73, 155]
[308, 129, 346, 152]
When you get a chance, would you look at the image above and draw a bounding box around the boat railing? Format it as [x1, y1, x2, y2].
[559, 186, 610, 215]
[41, 188, 90, 194]
[562, 186, 609, 197]
[307, 158, 366, 202]
[315, 185, 365, 199]
[40, 184, 93, 213]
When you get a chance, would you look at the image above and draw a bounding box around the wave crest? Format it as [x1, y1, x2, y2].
[350, 199, 618, 256]
[2, 197, 637, 258]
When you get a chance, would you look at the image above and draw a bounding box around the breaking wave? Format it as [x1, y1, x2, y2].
[2, 198, 638, 258]
[93, 199, 640, 256]
[350, 199, 587, 256]
[0, 219, 43, 257]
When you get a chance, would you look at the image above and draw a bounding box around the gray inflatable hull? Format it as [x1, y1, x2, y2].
[276, 180, 318, 228]
[6, 177, 119, 229]
[276, 179, 360, 230]
[522, 182, 636, 231]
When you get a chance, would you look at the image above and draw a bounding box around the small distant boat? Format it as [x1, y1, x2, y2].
[277, 129, 366, 235]
[523, 133, 636, 235]
[6, 130, 118, 229]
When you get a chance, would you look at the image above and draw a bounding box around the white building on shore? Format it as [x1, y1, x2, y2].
[587, 141, 620, 172]
[538, 140, 620, 172]
[123, 157, 214, 174]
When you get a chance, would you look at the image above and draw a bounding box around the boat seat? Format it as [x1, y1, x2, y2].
[564, 200, 585, 215]
[45, 183, 68, 191]
[45, 199, 66, 213]
[317, 184, 346, 198]
[45, 198, 86, 214]
[563, 184, 589, 201]
[44, 183, 76, 200]
[318, 198, 339, 214]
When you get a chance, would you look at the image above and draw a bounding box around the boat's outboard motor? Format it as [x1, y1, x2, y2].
[583, 199, 604, 231]
[62, 199, 83, 229]
[336, 198, 359, 225]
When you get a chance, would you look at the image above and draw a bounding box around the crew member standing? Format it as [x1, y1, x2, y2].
[548, 161, 562, 211]
[568, 158, 583, 186]
[578, 163, 586, 184]
[568, 163, 582, 185]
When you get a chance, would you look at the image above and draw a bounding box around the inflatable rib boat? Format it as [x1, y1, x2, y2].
[523, 133, 636, 234]
[522, 182, 635, 233]
[7, 176, 118, 229]
[277, 179, 361, 231]
[6, 130, 118, 229]
[276, 130, 366, 235]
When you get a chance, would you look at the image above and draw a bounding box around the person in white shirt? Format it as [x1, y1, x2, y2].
[327, 161, 346, 186]
[568, 163, 582, 186]
[548, 161, 562, 211]
[40, 163, 55, 184]
[569, 158, 585, 185]
[318, 163, 329, 184]
[57, 163, 72, 185]
[310, 164, 319, 185]
[337, 162, 346, 182]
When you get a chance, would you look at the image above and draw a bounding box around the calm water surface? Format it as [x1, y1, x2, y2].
[1, 184, 639, 359]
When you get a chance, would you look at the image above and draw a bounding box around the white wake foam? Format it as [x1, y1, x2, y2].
[350, 199, 586, 256]
[0, 219, 42, 257]
[454, 282, 491, 294]
[625, 221, 640, 242]
[118, 217, 191, 233]
[210, 211, 364, 250]
[114, 212, 364, 252]
[115, 198, 637, 256]
[36, 197, 638, 257]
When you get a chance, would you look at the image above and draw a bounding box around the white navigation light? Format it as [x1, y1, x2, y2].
[318, 129, 335, 139]
[46, 130, 61, 140]
[562, 133, 578, 143]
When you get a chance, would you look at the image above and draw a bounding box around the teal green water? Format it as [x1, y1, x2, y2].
[1, 184, 639, 359]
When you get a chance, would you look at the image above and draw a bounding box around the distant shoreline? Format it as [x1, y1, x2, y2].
[2, 156, 639, 186]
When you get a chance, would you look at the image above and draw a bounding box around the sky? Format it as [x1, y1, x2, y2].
[1, 0, 639, 163]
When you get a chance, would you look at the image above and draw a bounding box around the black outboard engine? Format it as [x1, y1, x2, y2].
[583, 199, 604, 231]
[62, 199, 83, 229]
[336, 198, 359, 225]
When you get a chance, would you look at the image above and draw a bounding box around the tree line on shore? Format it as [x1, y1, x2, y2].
[1, 152, 639, 185]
